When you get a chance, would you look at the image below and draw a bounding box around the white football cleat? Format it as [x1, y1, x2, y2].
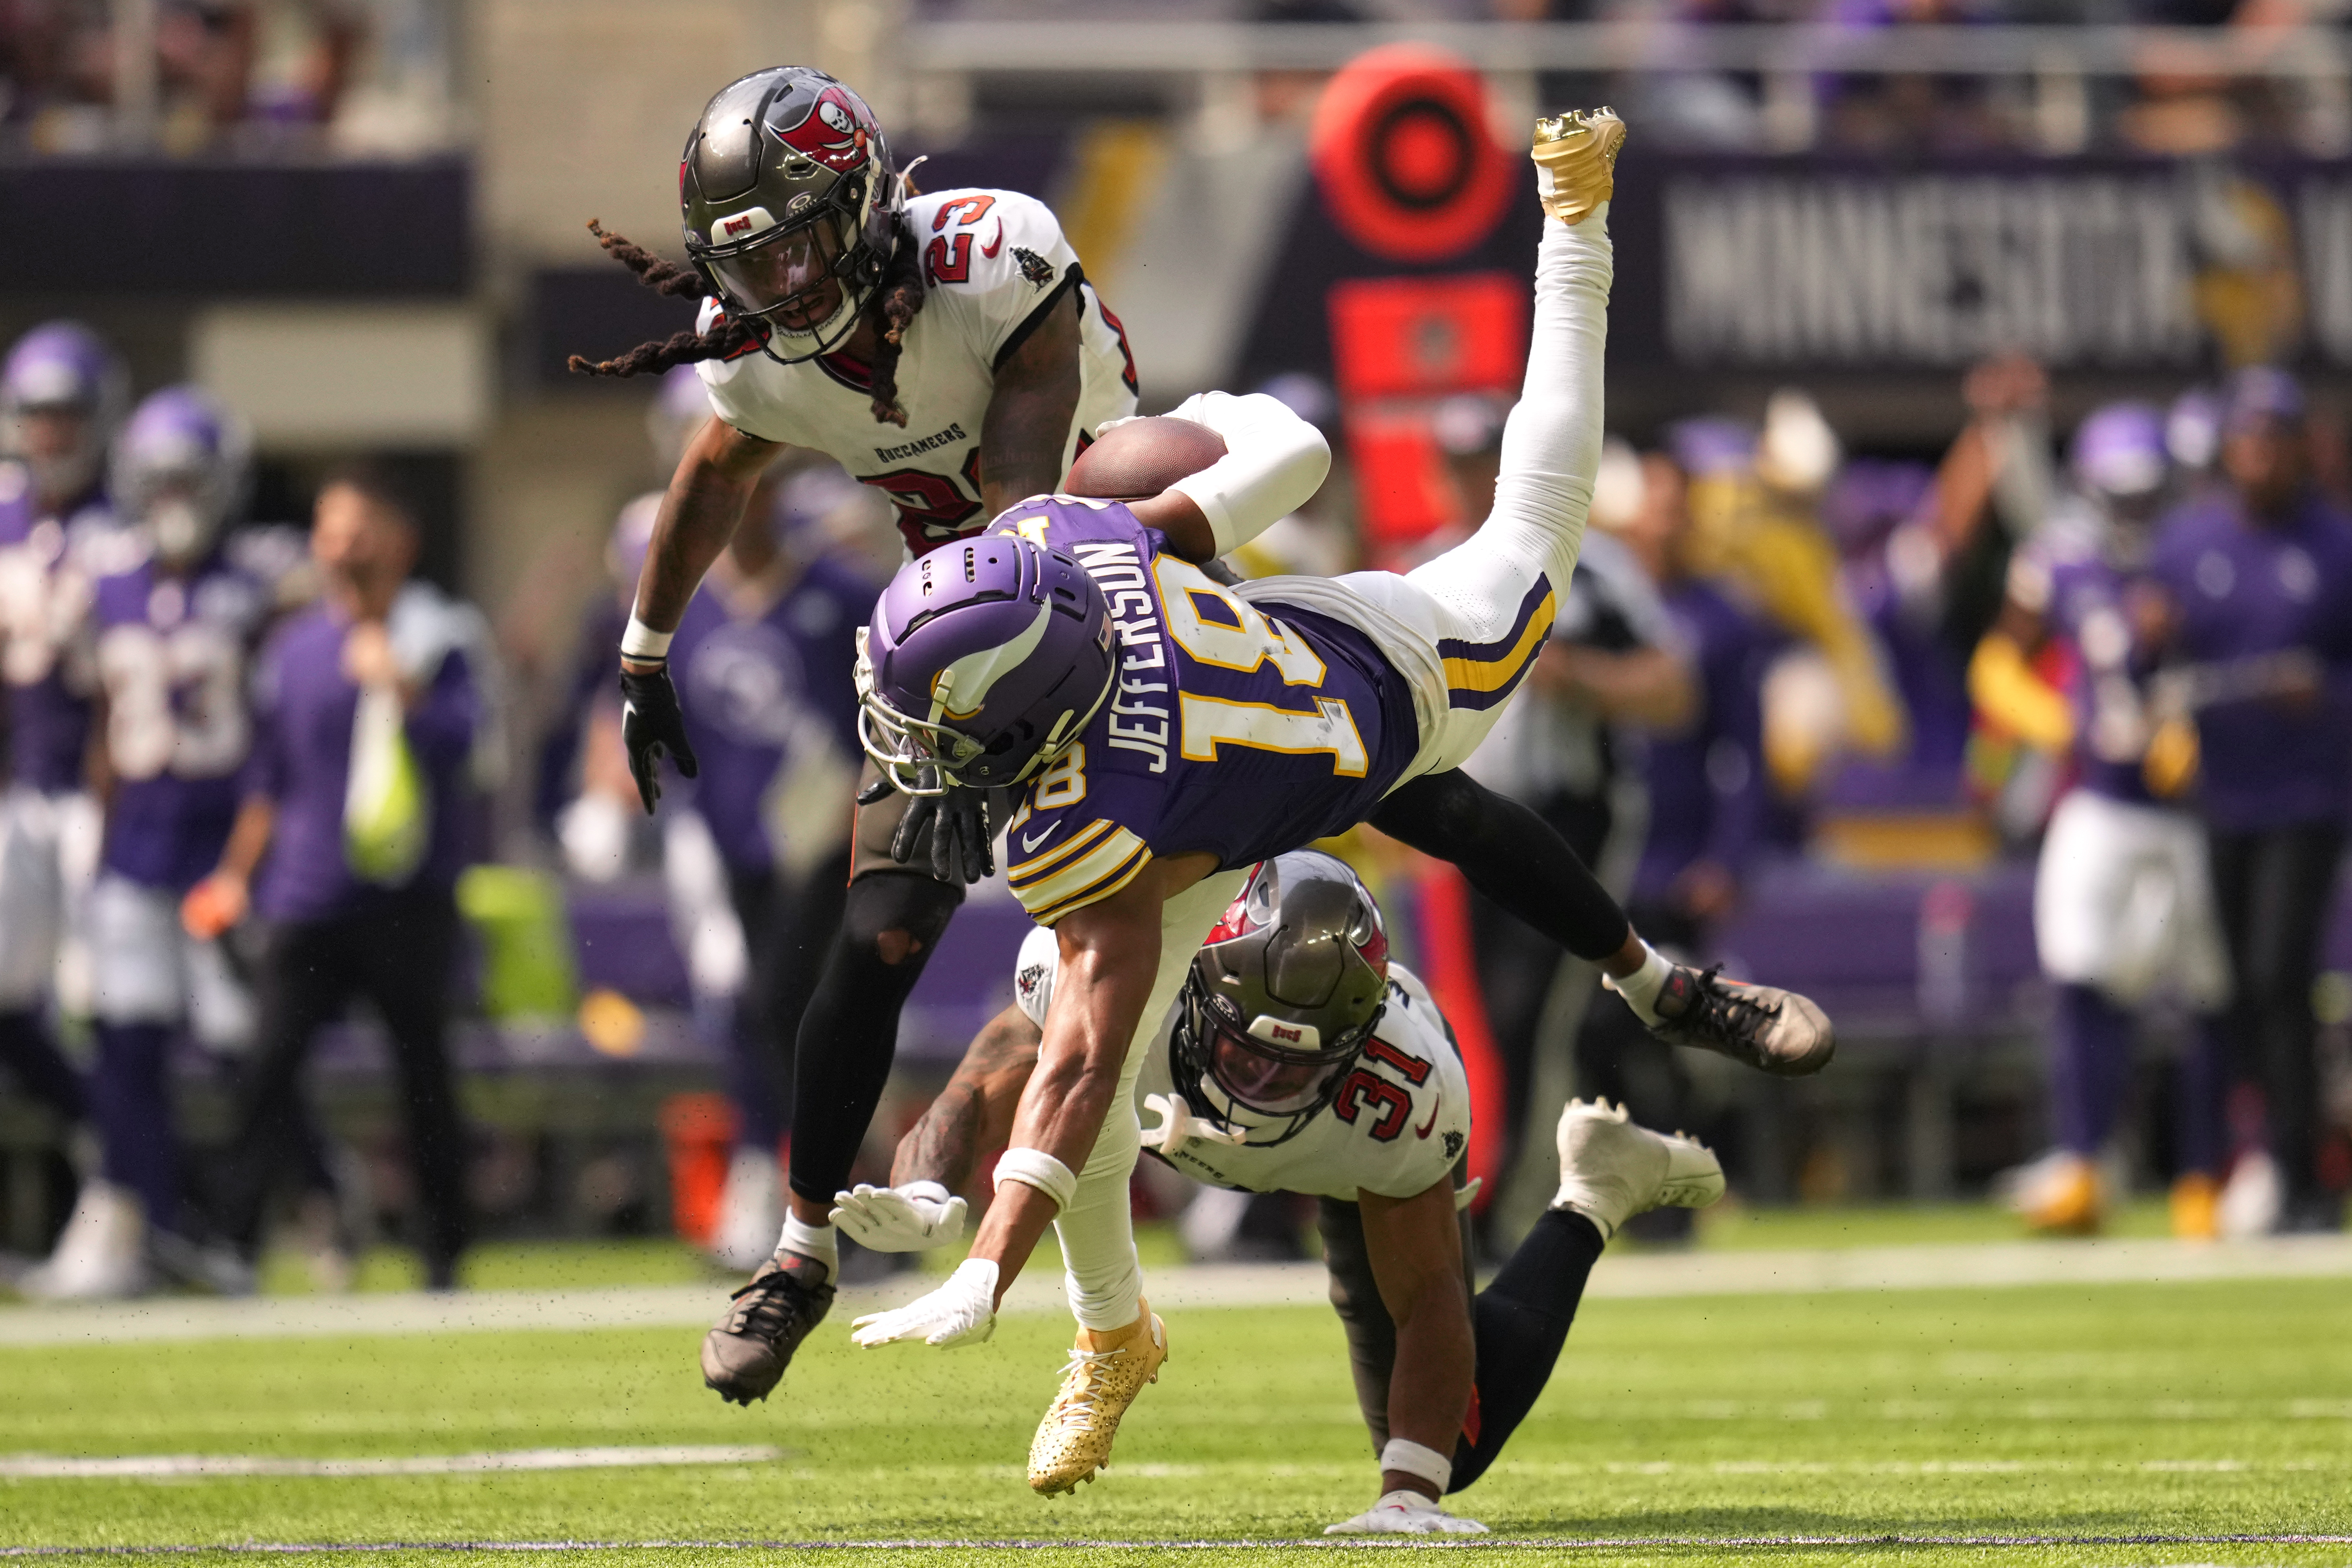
[19, 1180, 150, 1301]
[1551, 1099, 1724, 1241]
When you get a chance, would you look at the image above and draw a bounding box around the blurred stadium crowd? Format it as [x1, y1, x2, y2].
[3, 0, 2350, 1300]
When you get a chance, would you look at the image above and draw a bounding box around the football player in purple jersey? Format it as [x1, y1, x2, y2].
[688, 113, 1833, 1489]
[0, 324, 123, 1199]
[22, 386, 282, 1298]
[1971, 403, 2233, 1239]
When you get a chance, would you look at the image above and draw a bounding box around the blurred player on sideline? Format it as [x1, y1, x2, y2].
[2145, 369, 2352, 1236]
[1970, 403, 2232, 1239]
[187, 468, 487, 1289]
[0, 324, 122, 1178]
[586, 67, 1142, 1311]
[23, 387, 295, 1298]
[828, 852, 1721, 1532]
[818, 114, 1829, 1493]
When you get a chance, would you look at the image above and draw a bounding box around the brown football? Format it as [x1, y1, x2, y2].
[1064, 416, 1226, 500]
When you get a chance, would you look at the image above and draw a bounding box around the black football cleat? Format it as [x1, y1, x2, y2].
[701, 1251, 836, 1406]
[1649, 965, 1835, 1077]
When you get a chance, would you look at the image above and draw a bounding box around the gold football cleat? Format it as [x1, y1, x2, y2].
[1531, 109, 1626, 227]
[1026, 1301, 1168, 1495]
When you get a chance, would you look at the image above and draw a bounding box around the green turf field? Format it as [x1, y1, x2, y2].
[4, 1268, 2349, 1566]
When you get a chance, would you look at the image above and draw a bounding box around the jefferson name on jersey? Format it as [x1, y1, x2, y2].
[695, 189, 1138, 556]
[1012, 924, 1471, 1201]
[994, 495, 1420, 926]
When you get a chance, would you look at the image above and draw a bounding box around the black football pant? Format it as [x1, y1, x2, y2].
[218, 889, 469, 1277]
[722, 849, 849, 1153]
[1318, 1184, 1607, 1494]
[2206, 822, 2346, 1219]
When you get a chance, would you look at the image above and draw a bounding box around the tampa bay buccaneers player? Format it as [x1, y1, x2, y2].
[579, 67, 1321, 1372]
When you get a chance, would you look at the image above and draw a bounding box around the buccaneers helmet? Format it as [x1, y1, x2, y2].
[1172, 851, 1391, 1148]
[679, 66, 900, 363]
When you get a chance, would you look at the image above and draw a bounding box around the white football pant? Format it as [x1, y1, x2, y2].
[2034, 788, 2229, 1011]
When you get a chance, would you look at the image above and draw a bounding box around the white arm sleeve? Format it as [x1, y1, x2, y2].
[1486, 203, 1614, 587]
[1163, 391, 1332, 556]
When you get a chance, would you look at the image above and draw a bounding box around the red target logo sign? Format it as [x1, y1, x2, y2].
[1309, 44, 1512, 264]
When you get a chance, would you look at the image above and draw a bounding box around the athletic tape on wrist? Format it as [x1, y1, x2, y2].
[620, 615, 673, 662]
[1379, 1438, 1454, 1494]
[992, 1147, 1077, 1212]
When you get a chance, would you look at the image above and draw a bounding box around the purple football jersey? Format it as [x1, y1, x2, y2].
[671, 556, 866, 872]
[244, 603, 481, 923]
[2149, 491, 2352, 831]
[2035, 542, 2158, 807]
[0, 466, 112, 794]
[89, 546, 274, 889]
[988, 497, 1418, 925]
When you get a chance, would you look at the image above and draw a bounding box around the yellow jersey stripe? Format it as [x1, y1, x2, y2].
[1013, 829, 1151, 920]
[1441, 588, 1556, 694]
[1029, 844, 1155, 926]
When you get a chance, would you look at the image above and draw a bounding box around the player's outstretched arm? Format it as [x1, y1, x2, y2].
[832, 1005, 1043, 1252]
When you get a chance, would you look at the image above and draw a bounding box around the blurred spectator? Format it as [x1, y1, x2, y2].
[1820, 0, 2013, 154]
[1617, 450, 1770, 947]
[190, 464, 484, 1288]
[1463, 486, 1694, 1243]
[0, 323, 120, 1208]
[2144, 367, 2352, 1235]
[1970, 401, 2232, 1239]
[1675, 395, 1907, 807]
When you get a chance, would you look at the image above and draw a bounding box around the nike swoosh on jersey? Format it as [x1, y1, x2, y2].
[981, 219, 1005, 258]
[1415, 1091, 1442, 1140]
[1019, 820, 1063, 853]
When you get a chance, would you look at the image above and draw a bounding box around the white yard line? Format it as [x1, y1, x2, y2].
[4, 1235, 2348, 1347]
[6, 1534, 2352, 1554]
[0, 1447, 783, 1479]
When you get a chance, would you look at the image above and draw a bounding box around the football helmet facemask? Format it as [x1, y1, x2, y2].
[679, 66, 901, 363]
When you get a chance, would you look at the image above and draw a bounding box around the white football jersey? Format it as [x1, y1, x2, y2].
[696, 188, 1139, 558]
[1012, 926, 1472, 1201]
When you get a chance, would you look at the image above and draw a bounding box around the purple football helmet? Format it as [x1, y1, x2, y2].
[2069, 402, 2167, 503]
[2, 320, 129, 506]
[858, 535, 1114, 795]
[112, 386, 252, 564]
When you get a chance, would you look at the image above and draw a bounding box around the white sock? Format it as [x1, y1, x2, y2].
[778, 1211, 837, 1273]
[1603, 942, 1675, 1026]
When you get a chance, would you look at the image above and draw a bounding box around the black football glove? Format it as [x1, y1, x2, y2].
[887, 765, 995, 885]
[618, 662, 699, 814]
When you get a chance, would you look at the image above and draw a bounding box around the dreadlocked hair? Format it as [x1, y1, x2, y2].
[567, 213, 929, 429]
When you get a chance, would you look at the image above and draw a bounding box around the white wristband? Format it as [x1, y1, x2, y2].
[993, 1146, 1077, 1212]
[620, 614, 673, 661]
[1379, 1437, 1454, 1494]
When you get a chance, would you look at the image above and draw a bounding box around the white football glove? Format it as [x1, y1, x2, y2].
[849, 1257, 998, 1348]
[830, 1180, 968, 1252]
[1139, 1092, 1249, 1157]
[1324, 1491, 1489, 1535]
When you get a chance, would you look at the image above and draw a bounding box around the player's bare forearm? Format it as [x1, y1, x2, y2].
[891, 1004, 1043, 1190]
[978, 291, 1083, 516]
[1359, 1178, 1475, 1499]
[214, 797, 278, 885]
[629, 417, 781, 644]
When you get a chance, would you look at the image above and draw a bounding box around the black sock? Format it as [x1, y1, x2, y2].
[1449, 1208, 1607, 1493]
[786, 873, 962, 1208]
[0, 1008, 85, 1122]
